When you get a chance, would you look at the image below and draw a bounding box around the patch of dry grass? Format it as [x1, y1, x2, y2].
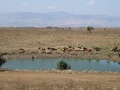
[0, 71, 120, 90]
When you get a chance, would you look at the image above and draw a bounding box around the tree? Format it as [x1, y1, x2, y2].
[57, 60, 71, 70]
[87, 26, 94, 33]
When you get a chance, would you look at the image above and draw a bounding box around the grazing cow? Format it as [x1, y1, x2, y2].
[65, 48, 73, 53]
[118, 53, 120, 58]
[41, 48, 45, 51]
[19, 48, 26, 54]
[77, 47, 87, 52]
[50, 47, 57, 51]
[111, 46, 118, 52]
[19, 48, 24, 51]
[62, 47, 68, 53]
[47, 47, 51, 50]
[78, 47, 82, 49]
[74, 48, 81, 52]
[94, 47, 101, 51]
[38, 47, 41, 49]
[68, 46, 72, 48]
[46, 51, 52, 54]
[118, 49, 120, 52]
[87, 48, 93, 52]
[106, 53, 112, 58]
[83, 47, 87, 51]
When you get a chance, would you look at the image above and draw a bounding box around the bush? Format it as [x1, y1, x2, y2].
[0, 53, 6, 67]
[87, 26, 94, 33]
[57, 60, 71, 70]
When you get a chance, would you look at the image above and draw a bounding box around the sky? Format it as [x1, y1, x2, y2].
[0, 0, 120, 16]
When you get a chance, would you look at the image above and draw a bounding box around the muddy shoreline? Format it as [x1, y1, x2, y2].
[1, 67, 120, 74]
[3, 52, 120, 63]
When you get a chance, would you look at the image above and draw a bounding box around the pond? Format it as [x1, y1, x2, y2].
[1, 58, 120, 72]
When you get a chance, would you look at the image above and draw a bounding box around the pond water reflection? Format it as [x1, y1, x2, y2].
[1, 58, 120, 72]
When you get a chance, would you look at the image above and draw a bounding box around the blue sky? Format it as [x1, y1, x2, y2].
[0, 0, 120, 16]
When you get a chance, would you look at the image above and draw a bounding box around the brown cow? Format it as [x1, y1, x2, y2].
[87, 48, 93, 52]
[106, 53, 112, 58]
[94, 47, 101, 51]
[111, 46, 118, 52]
[65, 48, 73, 53]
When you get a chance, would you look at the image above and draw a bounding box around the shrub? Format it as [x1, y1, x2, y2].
[57, 60, 71, 70]
[87, 26, 94, 33]
[0, 53, 6, 67]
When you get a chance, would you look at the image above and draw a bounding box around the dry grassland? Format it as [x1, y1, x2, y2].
[0, 27, 120, 52]
[0, 71, 120, 90]
[0, 27, 120, 61]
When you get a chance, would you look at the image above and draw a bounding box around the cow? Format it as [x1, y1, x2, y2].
[94, 47, 101, 51]
[111, 46, 118, 52]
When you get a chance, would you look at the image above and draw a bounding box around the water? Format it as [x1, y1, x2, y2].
[1, 58, 120, 72]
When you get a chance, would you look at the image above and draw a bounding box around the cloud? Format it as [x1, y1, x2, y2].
[48, 6, 56, 10]
[87, 0, 95, 5]
[22, 2, 29, 6]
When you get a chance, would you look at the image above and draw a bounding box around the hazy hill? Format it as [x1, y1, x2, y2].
[0, 12, 120, 27]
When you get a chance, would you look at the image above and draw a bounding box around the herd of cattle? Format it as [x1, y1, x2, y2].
[37, 46, 101, 54]
[38, 46, 120, 54]
[1, 46, 120, 58]
[17, 46, 120, 55]
[111, 46, 120, 52]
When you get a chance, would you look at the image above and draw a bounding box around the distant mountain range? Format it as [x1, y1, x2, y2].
[0, 12, 120, 27]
